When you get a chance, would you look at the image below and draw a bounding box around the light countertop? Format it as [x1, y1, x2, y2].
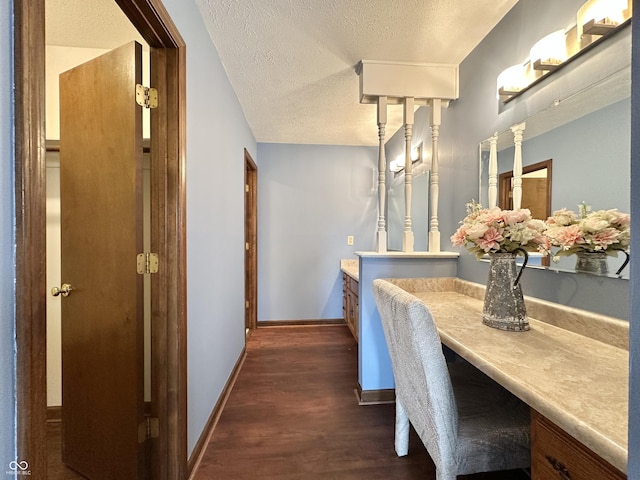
[387, 277, 629, 473]
[340, 259, 358, 281]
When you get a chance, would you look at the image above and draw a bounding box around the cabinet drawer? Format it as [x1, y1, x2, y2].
[531, 410, 625, 480]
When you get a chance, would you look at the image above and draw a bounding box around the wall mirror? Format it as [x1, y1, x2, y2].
[498, 160, 551, 218]
[387, 145, 430, 251]
[479, 24, 630, 278]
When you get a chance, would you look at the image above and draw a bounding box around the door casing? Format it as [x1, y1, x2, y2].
[245, 149, 258, 332]
[13, 1, 188, 478]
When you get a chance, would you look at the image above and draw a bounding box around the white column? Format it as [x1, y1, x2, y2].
[488, 133, 498, 208]
[376, 96, 388, 252]
[428, 99, 441, 252]
[403, 97, 414, 252]
[511, 122, 526, 210]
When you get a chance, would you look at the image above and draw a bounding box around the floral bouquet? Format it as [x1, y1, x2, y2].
[545, 203, 630, 259]
[450, 201, 549, 258]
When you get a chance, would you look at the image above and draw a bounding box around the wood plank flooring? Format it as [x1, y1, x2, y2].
[191, 325, 531, 480]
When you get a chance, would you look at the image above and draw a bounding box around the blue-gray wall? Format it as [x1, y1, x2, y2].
[1, 0, 17, 474]
[257, 143, 377, 321]
[166, 0, 257, 456]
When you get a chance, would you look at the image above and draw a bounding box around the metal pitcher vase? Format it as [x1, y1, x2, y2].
[482, 248, 530, 332]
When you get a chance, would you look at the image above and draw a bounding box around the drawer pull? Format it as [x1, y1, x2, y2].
[546, 455, 572, 480]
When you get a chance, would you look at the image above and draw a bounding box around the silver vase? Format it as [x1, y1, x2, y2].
[575, 251, 608, 275]
[482, 249, 529, 332]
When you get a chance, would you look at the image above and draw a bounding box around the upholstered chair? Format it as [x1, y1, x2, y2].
[372, 279, 530, 480]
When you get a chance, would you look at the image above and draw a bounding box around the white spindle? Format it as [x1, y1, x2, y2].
[403, 97, 414, 252]
[376, 96, 388, 252]
[488, 134, 498, 208]
[428, 99, 441, 252]
[511, 123, 525, 210]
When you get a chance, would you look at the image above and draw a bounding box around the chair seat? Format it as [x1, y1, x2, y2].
[449, 360, 530, 475]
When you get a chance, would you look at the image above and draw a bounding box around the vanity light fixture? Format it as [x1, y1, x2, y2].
[389, 143, 424, 175]
[498, 0, 631, 103]
[578, 0, 629, 37]
[530, 30, 568, 71]
[497, 63, 530, 98]
[411, 145, 421, 162]
[390, 155, 404, 173]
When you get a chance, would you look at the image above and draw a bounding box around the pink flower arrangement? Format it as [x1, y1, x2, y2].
[451, 202, 549, 258]
[546, 203, 630, 258]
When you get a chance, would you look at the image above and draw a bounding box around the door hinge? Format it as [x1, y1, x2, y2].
[136, 84, 158, 109]
[245, 242, 250, 251]
[147, 417, 160, 439]
[137, 253, 159, 274]
[139, 417, 160, 442]
[245, 184, 249, 193]
[245, 300, 250, 309]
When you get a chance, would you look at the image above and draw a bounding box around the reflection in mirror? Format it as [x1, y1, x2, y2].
[480, 94, 630, 278]
[499, 160, 552, 267]
[387, 143, 431, 251]
[499, 160, 551, 220]
[387, 170, 430, 252]
[479, 15, 630, 279]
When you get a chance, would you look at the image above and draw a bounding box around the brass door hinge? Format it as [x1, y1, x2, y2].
[137, 253, 159, 274]
[136, 84, 158, 109]
[147, 417, 160, 439]
[139, 417, 160, 442]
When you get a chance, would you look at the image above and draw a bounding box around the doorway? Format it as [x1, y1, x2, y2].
[14, 1, 187, 479]
[245, 150, 258, 333]
[498, 159, 552, 220]
[499, 159, 552, 267]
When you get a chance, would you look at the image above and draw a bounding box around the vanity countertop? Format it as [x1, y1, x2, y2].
[340, 259, 359, 281]
[387, 277, 629, 474]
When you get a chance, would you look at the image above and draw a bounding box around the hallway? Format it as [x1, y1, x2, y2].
[191, 325, 531, 479]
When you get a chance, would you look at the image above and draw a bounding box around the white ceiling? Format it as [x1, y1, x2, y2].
[46, 0, 519, 146]
[45, 0, 145, 49]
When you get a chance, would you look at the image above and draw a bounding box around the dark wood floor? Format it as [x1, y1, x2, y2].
[191, 325, 531, 480]
[47, 421, 87, 480]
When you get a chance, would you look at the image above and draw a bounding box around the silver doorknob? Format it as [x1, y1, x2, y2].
[51, 283, 74, 297]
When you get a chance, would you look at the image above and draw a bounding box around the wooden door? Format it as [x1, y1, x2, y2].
[522, 177, 548, 220]
[245, 150, 257, 332]
[59, 41, 145, 480]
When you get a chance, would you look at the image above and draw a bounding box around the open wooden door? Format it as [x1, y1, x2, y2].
[58, 41, 145, 480]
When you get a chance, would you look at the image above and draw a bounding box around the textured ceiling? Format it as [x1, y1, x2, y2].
[195, 0, 519, 145]
[46, 0, 145, 49]
[46, 0, 519, 146]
